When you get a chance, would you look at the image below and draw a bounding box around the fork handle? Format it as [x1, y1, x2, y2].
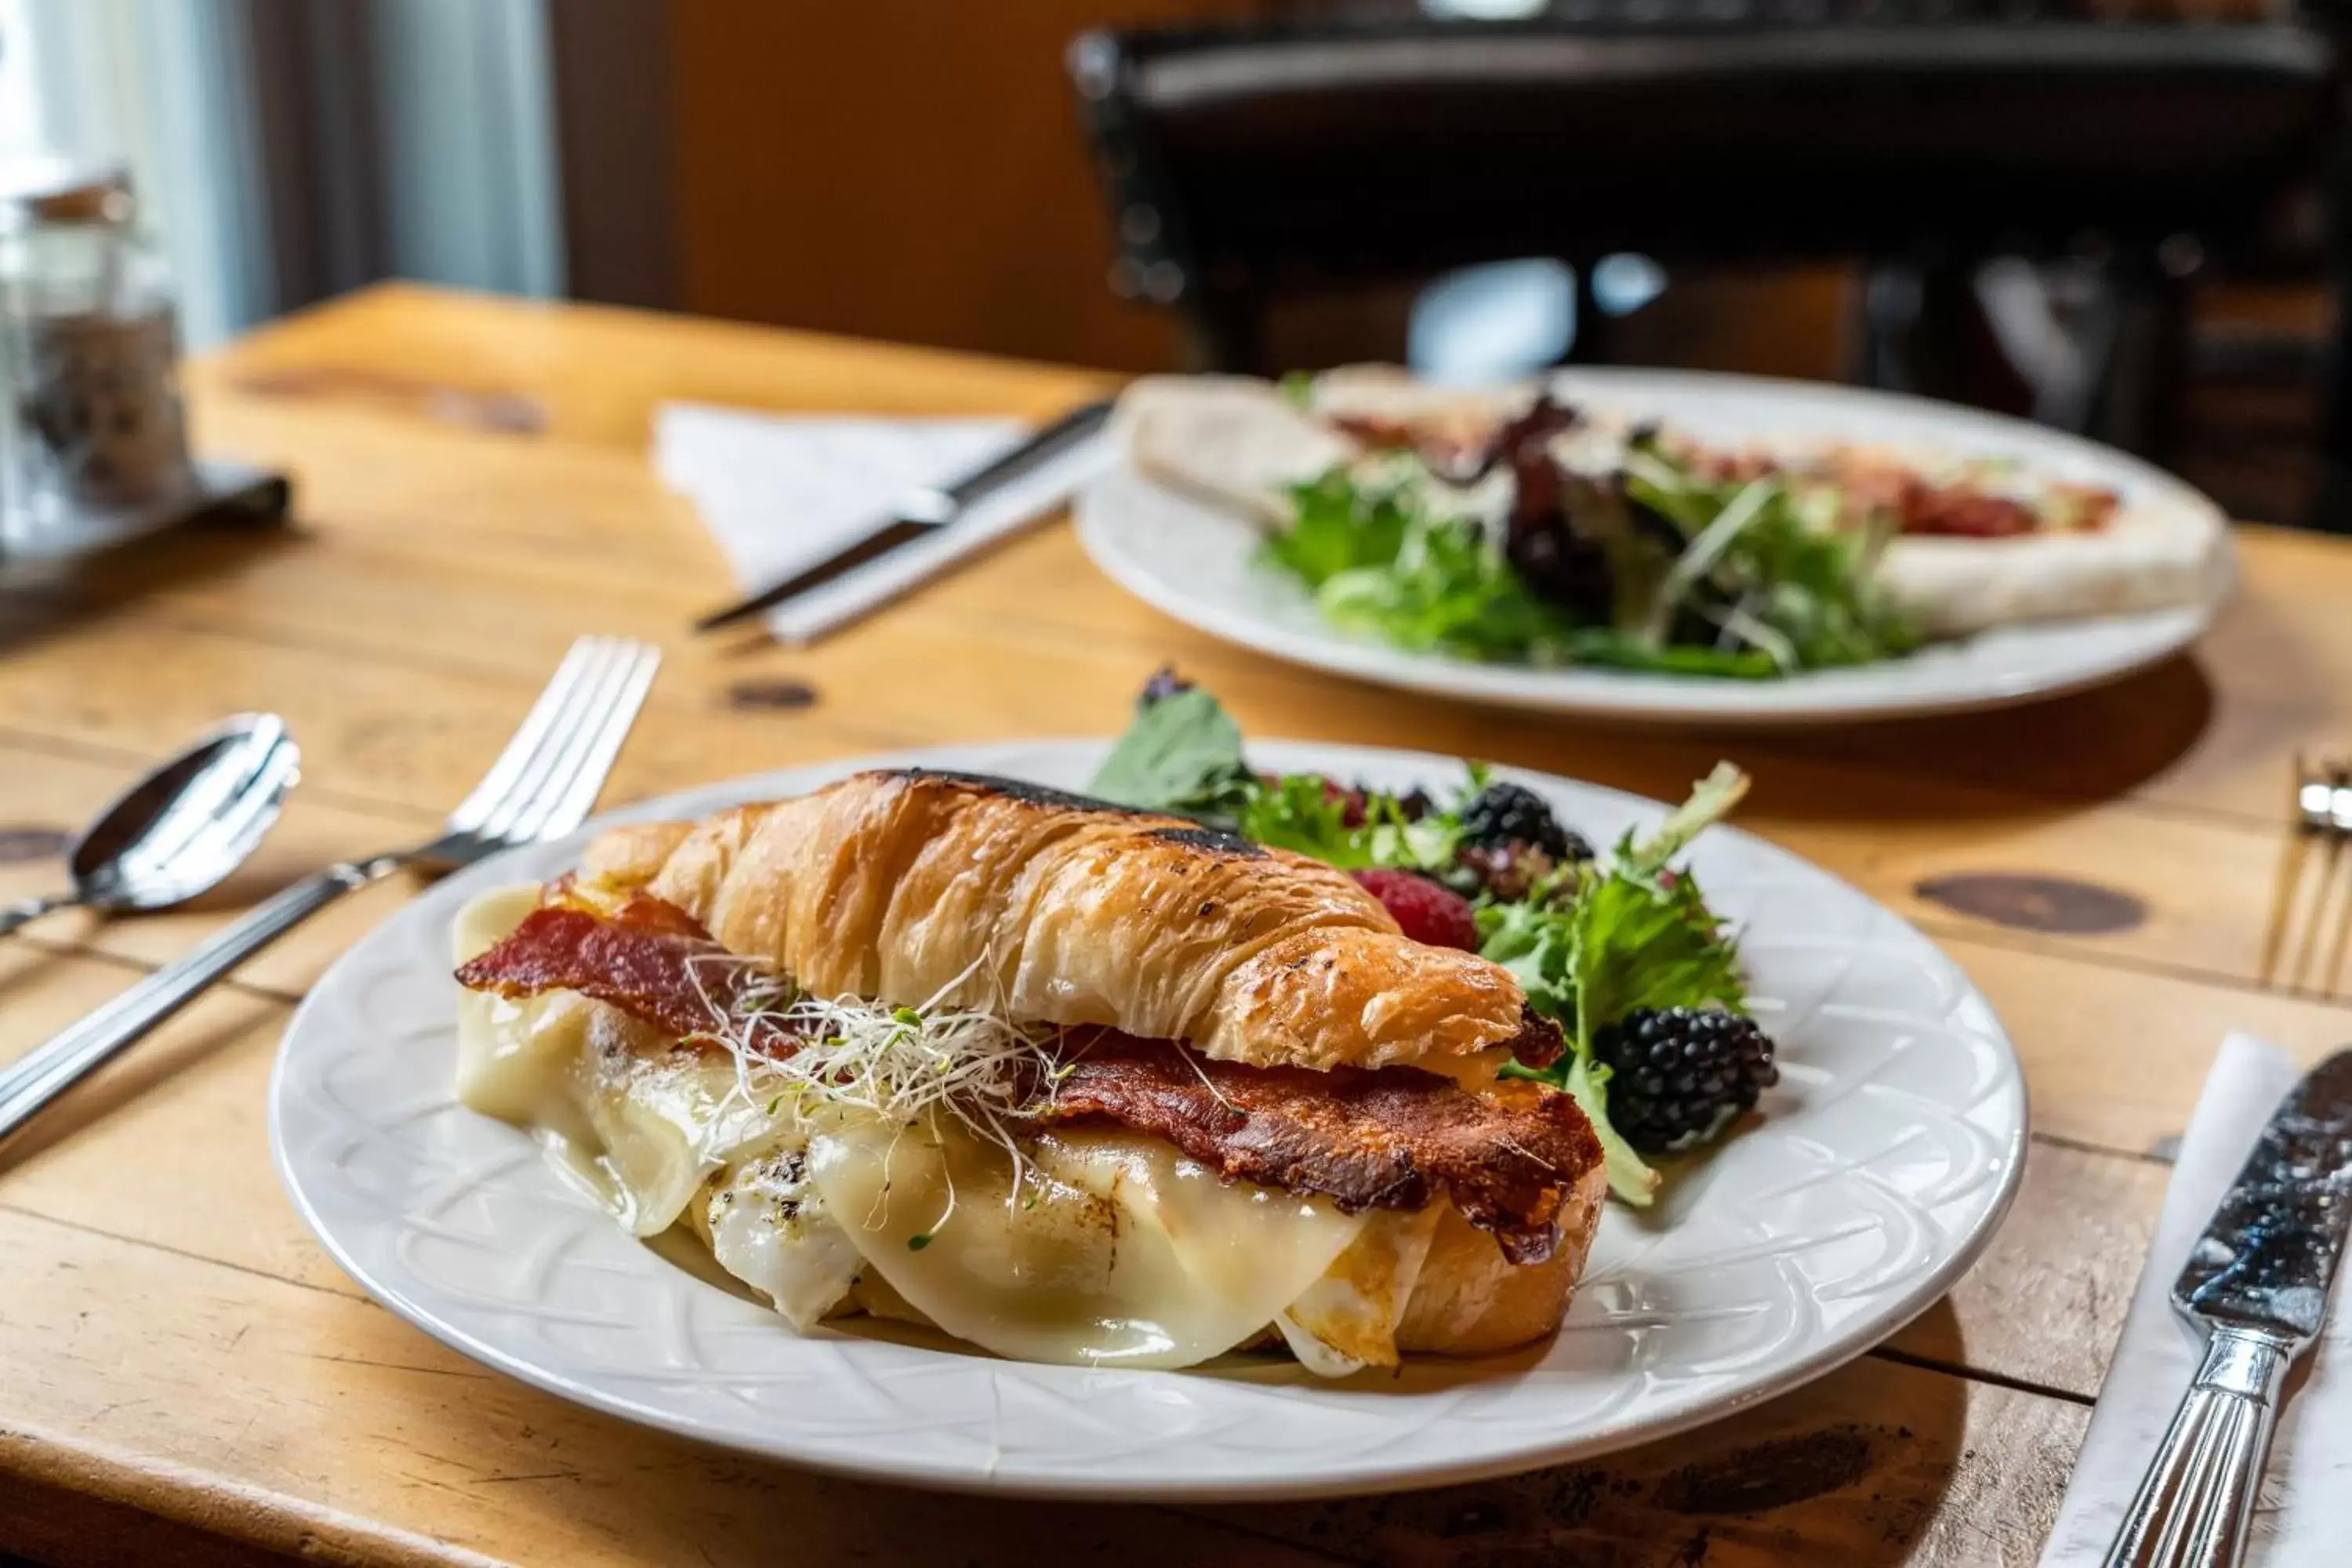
[2101, 1325, 2292, 1568]
[0, 860, 393, 1145]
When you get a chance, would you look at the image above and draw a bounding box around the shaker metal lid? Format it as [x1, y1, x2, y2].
[0, 156, 132, 227]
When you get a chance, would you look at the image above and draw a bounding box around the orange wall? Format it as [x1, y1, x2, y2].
[664, 5, 1857, 381]
[670, 3, 1269, 372]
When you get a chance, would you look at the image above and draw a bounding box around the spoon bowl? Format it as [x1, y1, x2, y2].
[1, 715, 299, 935]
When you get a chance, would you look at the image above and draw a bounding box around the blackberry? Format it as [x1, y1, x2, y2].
[1461, 782, 1588, 863]
[1590, 1007, 1778, 1154]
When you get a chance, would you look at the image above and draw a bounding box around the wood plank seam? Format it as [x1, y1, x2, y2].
[0, 931, 311, 1008]
[0, 675, 937, 821]
[0, 1421, 510, 1568]
[143, 608, 617, 693]
[1712, 729, 2293, 839]
[0, 1203, 372, 1316]
[1869, 1345, 2097, 1408]
[2031, 1130, 2176, 1169]
[1152, 1512, 1370, 1566]
[1924, 916, 2352, 1016]
[0, 724, 447, 826]
[0, 1202, 372, 1305]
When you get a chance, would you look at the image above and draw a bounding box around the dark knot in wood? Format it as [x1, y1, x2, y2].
[1915, 873, 2147, 935]
[724, 678, 819, 712]
[0, 827, 71, 864]
[1657, 1427, 1876, 1515]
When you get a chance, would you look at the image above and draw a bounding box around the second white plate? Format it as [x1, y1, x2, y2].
[271, 740, 2025, 1500]
[1077, 368, 2230, 727]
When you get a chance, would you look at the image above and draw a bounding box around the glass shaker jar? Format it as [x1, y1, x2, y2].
[0, 157, 194, 535]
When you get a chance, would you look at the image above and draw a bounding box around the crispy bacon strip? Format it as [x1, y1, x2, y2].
[1503, 1003, 1565, 1070]
[453, 898, 1598, 1259]
[1043, 1033, 1596, 1264]
[456, 895, 752, 1041]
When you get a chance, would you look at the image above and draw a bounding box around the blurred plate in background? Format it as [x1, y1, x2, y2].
[1077, 368, 2233, 728]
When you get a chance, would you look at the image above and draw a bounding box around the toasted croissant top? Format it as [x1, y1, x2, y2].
[576, 769, 1541, 1075]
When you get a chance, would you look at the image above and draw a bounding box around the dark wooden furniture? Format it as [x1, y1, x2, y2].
[1070, 6, 2340, 481]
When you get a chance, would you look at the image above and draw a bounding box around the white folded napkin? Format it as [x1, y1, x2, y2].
[2042, 1033, 2348, 1566]
[655, 404, 1116, 644]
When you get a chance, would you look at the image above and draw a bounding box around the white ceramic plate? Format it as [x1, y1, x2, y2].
[271, 740, 2025, 1501]
[1077, 368, 2231, 726]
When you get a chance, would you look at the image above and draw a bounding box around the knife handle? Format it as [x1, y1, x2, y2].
[2102, 1325, 2292, 1568]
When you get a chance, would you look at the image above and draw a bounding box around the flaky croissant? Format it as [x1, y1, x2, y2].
[575, 768, 1548, 1076]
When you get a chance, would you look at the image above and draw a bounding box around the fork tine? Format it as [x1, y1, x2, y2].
[2318, 767, 2352, 996]
[467, 640, 632, 840]
[2290, 836, 2342, 993]
[479, 642, 638, 843]
[2289, 764, 2351, 992]
[517, 643, 662, 841]
[471, 646, 629, 842]
[445, 637, 608, 832]
[502, 641, 660, 844]
[2325, 855, 2352, 997]
[2292, 840, 2342, 992]
[2259, 757, 2318, 987]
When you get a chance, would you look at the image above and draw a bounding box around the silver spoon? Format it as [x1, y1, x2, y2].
[0, 714, 301, 938]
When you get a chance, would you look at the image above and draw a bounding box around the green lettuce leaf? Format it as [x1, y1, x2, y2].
[1236, 772, 1462, 873]
[1623, 445, 1918, 672]
[1086, 687, 1254, 821]
[1087, 681, 1466, 873]
[1260, 450, 1919, 677]
[1264, 470, 1414, 588]
[1486, 766, 1751, 1205]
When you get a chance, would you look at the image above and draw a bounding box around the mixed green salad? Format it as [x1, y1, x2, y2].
[1088, 670, 1776, 1204]
[1261, 396, 1918, 678]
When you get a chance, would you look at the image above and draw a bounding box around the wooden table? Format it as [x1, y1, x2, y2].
[1, 283, 2346, 1567]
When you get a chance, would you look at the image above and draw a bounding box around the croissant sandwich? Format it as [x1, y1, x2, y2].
[452, 768, 1606, 1374]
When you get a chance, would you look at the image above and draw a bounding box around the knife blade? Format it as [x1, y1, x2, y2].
[2103, 1047, 2352, 1567]
[2174, 1048, 2352, 1341]
[692, 397, 1115, 633]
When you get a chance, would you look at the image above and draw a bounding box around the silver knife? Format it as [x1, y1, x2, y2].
[2103, 1048, 2352, 1567]
[692, 397, 1115, 632]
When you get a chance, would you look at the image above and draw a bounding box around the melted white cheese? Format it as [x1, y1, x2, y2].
[1276, 1203, 1444, 1376]
[807, 1119, 1368, 1369]
[454, 887, 779, 1235]
[695, 1145, 864, 1330]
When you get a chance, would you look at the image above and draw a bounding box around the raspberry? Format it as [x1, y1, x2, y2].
[1316, 777, 1369, 828]
[1314, 777, 1439, 829]
[1352, 869, 1479, 951]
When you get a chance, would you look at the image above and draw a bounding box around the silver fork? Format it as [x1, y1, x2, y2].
[0, 634, 661, 1144]
[2259, 753, 2352, 996]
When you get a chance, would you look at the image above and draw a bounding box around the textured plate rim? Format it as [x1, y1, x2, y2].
[1076, 365, 2230, 727]
[270, 739, 2028, 1501]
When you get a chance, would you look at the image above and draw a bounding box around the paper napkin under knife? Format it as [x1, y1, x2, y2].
[2042, 1033, 2351, 1566]
[654, 404, 1116, 644]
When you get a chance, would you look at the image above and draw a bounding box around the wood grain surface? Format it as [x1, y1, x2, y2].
[0, 283, 2340, 1567]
